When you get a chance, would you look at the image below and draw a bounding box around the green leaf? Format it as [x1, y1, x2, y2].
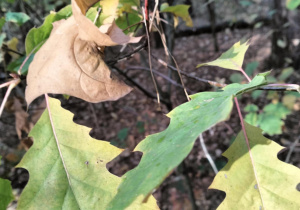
[245, 112, 258, 125]
[244, 104, 259, 112]
[263, 103, 291, 119]
[0, 156, 14, 210]
[160, 3, 193, 27]
[5, 12, 30, 26]
[245, 61, 259, 76]
[17, 97, 158, 209]
[257, 113, 283, 135]
[197, 41, 249, 70]
[120, 0, 140, 6]
[278, 67, 294, 82]
[25, 5, 72, 55]
[116, 12, 141, 33]
[117, 128, 129, 141]
[229, 73, 243, 83]
[0, 17, 5, 31]
[210, 122, 300, 209]
[251, 90, 263, 100]
[286, 0, 300, 10]
[7, 54, 35, 75]
[108, 73, 269, 209]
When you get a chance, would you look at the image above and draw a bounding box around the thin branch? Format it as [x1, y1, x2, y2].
[106, 40, 147, 66]
[149, 0, 159, 31]
[122, 21, 143, 33]
[152, 55, 300, 92]
[112, 66, 171, 107]
[152, 23, 190, 101]
[199, 134, 218, 174]
[0, 79, 20, 117]
[2, 46, 24, 56]
[93, 7, 102, 24]
[152, 54, 226, 87]
[125, 65, 191, 91]
[285, 136, 300, 163]
[142, 7, 161, 105]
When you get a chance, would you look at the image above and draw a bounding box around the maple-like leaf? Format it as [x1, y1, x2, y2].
[17, 97, 158, 209]
[25, 0, 141, 105]
[197, 41, 249, 70]
[209, 122, 300, 209]
[108, 73, 269, 209]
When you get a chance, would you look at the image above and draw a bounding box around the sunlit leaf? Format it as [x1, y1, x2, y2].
[197, 41, 249, 70]
[286, 0, 300, 10]
[108, 73, 269, 209]
[5, 12, 30, 26]
[160, 3, 193, 27]
[17, 97, 158, 209]
[210, 122, 300, 209]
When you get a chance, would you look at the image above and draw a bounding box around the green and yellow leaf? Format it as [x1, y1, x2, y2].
[210, 122, 300, 209]
[197, 41, 249, 70]
[17, 97, 158, 210]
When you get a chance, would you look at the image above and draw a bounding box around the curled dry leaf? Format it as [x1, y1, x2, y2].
[25, 0, 141, 105]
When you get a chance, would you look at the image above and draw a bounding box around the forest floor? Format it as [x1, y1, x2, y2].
[1, 25, 300, 210]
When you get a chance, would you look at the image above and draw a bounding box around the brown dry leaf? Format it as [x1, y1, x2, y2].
[75, 0, 99, 14]
[13, 97, 33, 139]
[20, 137, 34, 151]
[25, 0, 142, 105]
[72, 0, 141, 46]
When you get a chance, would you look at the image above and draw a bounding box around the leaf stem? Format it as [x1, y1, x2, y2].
[234, 97, 265, 209]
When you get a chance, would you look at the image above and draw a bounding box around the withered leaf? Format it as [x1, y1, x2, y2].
[75, 0, 99, 14]
[13, 97, 33, 139]
[72, 0, 141, 46]
[26, 0, 141, 105]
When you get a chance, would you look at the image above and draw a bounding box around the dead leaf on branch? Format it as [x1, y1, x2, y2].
[26, 0, 141, 105]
